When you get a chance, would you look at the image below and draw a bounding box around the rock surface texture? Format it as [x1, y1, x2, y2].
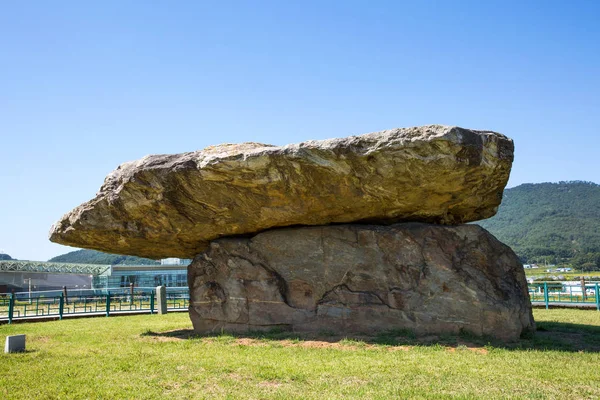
[49, 125, 532, 340]
[49, 125, 514, 259]
[188, 223, 534, 341]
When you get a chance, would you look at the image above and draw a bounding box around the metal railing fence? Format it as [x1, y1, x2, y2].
[528, 282, 600, 310]
[0, 287, 189, 323]
[2, 282, 598, 323]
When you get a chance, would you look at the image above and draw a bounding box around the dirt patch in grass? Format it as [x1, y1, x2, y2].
[283, 339, 367, 350]
[168, 335, 488, 353]
[341, 377, 369, 386]
[226, 373, 244, 380]
[140, 315, 600, 354]
[386, 346, 412, 352]
[138, 329, 488, 353]
[234, 338, 268, 347]
[35, 336, 51, 343]
[258, 381, 283, 388]
[447, 346, 489, 355]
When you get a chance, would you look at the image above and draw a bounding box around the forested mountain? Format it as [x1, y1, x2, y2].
[0, 253, 13, 261]
[49, 249, 159, 265]
[477, 181, 600, 270]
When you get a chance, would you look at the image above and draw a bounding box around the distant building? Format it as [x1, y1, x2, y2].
[524, 264, 541, 269]
[93, 263, 189, 289]
[0, 270, 92, 293]
[160, 258, 191, 266]
[93, 259, 192, 289]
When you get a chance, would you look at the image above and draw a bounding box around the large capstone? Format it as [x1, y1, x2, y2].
[188, 223, 534, 341]
[49, 125, 513, 259]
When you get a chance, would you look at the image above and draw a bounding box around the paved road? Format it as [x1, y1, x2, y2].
[531, 301, 598, 309]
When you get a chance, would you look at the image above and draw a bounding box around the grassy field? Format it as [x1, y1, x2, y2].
[524, 269, 600, 280]
[1, 310, 600, 399]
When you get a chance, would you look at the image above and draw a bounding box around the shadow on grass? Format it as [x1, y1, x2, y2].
[4, 349, 38, 354]
[141, 321, 600, 353]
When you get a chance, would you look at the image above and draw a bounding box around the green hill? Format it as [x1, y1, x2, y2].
[477, 181, 600, 271]
[0, 253, 13, 261]
[49, 249, 159, 265]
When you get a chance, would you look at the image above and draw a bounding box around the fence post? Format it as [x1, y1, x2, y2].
[59, 293, 64, 320]
[595, 283, 599, 311]
[105, 292, 111, 317]
[8, 292, 15, 324]
[63, 286, 69, 305]
[544, 282, 549, 309]
[130, 283, 134, 305]
[150, 291, 155, 314]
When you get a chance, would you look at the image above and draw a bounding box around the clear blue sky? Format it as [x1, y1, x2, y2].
[1, 1, 599, 261]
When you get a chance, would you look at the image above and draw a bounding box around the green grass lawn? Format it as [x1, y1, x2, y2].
[2, 310, 600, 399]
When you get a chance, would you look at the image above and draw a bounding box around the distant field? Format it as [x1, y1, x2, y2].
[1, 310, 600, 399]
[524, 269, 600, 279]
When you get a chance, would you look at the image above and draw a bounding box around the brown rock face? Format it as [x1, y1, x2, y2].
[49, 125, 513, 259]
[188, 223, 534, 341]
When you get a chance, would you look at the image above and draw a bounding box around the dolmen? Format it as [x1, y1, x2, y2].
[50, 125, 535, 341]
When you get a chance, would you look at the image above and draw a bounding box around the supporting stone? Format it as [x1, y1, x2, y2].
[156, 285, 168, 314]
[5, 334, 26, 353]
[188, 223, 535, 341]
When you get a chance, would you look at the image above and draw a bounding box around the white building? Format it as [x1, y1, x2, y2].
[160, 258, 191, 266]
